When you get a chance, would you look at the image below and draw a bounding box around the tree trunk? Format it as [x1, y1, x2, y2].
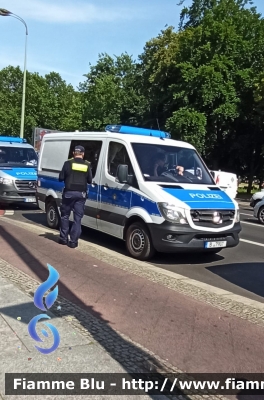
[212, 158, 219, 170]
[247, 152, 255, 194]
[211, 122, 221, 170]
[247, 176, 253, 194]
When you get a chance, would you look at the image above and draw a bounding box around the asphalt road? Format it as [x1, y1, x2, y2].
[3, 199, 264, 304]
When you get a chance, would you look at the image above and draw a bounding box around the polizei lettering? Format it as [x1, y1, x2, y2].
[189, 193, 223, 199]
[15, 172, 37, 176]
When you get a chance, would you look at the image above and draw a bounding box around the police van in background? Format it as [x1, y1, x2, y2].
[0, 136, 38, 204]
[36, 125, 241, 260]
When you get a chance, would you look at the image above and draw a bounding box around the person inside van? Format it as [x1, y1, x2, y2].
[0, 150, 7, 164]
[152, 153, 184, 177]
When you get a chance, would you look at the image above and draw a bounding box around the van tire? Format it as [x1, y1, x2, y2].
[125, 222, 155, 261]
[258, 206, 264, 225]
[46, 200, 60, 229]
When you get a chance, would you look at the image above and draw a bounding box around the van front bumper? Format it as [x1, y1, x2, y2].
[0, 190, 36, 204]
[148, 221, 241, 253]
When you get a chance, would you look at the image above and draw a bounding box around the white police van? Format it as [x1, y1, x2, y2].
[36, 125, 241, 260]
[0, 136, 38, 204]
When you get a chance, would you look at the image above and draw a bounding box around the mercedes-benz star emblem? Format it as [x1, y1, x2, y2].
[212, 212, 222, 224]
[28, 181, 35, 188]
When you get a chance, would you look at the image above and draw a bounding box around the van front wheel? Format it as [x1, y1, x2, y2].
[46, 200, 60, 229]
[125, 222, 155, 261]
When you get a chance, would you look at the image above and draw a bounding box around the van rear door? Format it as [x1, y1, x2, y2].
[65, 138, 105, 230]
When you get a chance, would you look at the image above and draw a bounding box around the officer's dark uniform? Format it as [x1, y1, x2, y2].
[58, 145, 92, 248]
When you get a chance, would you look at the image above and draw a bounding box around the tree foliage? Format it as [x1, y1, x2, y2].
[139, 0, 264, 189]
[0, 67, 81, 141]
[1, 0, 264, 189]
[78, 53, 147, 130]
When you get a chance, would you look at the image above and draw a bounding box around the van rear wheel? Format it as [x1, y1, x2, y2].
[46, 200, 60, 229]
[125, 222, 155, 261]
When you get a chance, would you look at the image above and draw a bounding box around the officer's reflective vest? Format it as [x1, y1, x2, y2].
[64, 158, 89, 192]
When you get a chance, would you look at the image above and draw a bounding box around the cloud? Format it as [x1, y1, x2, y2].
[31, 61, 82, 79]
[0, 0, 139, 24]
[0, 53, 22, 69]
[0, 50, 80, 79]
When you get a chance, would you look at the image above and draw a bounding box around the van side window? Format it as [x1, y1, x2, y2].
[107, 142, 137, 187]
[68, 140, 102, 178]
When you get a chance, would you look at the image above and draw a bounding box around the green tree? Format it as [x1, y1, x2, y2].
[0, 66, 23, 137]
[79, 53, 147, 130]
[166, 108, 207, 153]
[42, 72, 82, 131]
[0, 66, 82, 142]
[139, 0, 264, 189]
[138, 27, 182, 131]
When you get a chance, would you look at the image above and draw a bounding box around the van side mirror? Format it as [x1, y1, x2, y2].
[210, 171, 215, 179]
[116, 164, 128, 183]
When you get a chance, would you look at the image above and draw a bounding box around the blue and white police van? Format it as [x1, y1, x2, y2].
[0, 136, 38, 204]
[36, 125, 241, 260]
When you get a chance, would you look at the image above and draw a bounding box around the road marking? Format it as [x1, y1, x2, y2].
[241, 220, 264, 227]
[240, 238, 264, 247]
[3, 210, 14, 216]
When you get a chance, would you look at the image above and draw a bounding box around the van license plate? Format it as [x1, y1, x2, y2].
[24, 198, 36, 203]
[205, 241, 226, 248]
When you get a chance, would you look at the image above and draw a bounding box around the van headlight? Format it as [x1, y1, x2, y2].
[0, 178, 13, 185]
[235, 210, 240, 223]
[158, 203, 188, 224]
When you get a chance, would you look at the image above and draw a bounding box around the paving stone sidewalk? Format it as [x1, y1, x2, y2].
[0, 273, 168, 400]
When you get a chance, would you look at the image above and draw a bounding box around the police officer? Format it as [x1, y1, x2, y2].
[58, 145, 92, 248]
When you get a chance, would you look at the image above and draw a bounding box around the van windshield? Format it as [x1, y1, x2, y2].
[131, 143, 215, 185]
[0, 146, 38, 167]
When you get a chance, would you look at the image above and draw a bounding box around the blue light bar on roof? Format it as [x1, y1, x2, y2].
[105, 125, 171, 139]
[0, 136, 27, 143]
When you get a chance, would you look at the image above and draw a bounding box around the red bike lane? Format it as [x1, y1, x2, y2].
[0, 218, 264, 377]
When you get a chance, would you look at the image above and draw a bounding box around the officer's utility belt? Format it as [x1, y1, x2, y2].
[62, 188, 87, 198]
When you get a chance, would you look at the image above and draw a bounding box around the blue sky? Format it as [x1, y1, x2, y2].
[0, 0, 263, 90]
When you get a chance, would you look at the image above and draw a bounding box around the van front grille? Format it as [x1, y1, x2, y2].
[15, 180, 37, 192]
[190, 209, 235, 228]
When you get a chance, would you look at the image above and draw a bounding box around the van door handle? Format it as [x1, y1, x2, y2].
[103, 183, 109, 190]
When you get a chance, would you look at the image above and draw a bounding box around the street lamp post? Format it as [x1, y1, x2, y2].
[0, 9, 28, 139]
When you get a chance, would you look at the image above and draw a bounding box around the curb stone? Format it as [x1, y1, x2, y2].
[236, 197, 251, 202]
[0, 257, 227, 400]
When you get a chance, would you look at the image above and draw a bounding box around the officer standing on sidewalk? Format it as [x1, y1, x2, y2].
[58, 145, 92, 248]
